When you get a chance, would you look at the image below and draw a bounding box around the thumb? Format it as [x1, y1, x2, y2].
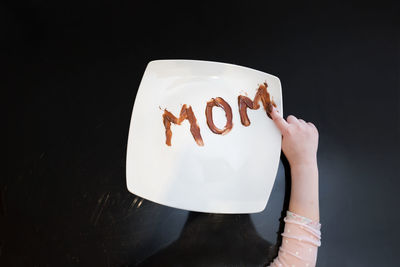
[270, 106, 288, 133]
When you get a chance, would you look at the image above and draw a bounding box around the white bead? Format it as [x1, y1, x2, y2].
[295, 251, 299, 255]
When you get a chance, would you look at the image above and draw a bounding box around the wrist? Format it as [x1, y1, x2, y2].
[289, 157, 318, 170]
[290, 160, 319, 181]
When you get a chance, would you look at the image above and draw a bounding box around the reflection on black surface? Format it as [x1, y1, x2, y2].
[136, 154, 292, 267]
[136, 213, 277, 267]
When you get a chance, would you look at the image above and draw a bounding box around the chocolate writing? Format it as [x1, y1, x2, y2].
[238, 82, 276, 126]
[162, 82, 275, 146]
[205, 97, 233, 135]
[162, 105, 204, 147]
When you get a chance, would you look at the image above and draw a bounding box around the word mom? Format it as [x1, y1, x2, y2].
[162, 82, 276, 146]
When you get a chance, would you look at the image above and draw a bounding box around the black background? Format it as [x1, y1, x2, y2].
[3, 1, 399, 266]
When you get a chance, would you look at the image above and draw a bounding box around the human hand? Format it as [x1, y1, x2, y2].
[270, 106, 319, 167]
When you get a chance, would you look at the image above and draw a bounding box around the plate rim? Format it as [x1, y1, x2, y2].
[126, 59, 283, 213]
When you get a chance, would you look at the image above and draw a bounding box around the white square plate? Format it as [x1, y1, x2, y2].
[126, 60, 282, 213]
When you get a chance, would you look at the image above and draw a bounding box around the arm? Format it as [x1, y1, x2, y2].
[268, 107, 321, 267]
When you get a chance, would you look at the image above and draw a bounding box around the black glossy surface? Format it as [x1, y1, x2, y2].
[3, 1, 399, 266]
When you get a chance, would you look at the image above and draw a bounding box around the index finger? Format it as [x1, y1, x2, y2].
[270, 106, 288, 133]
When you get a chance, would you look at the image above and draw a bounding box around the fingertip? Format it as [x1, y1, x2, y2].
[270, 105, 280, 118]
[270, 107, 288, 133]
